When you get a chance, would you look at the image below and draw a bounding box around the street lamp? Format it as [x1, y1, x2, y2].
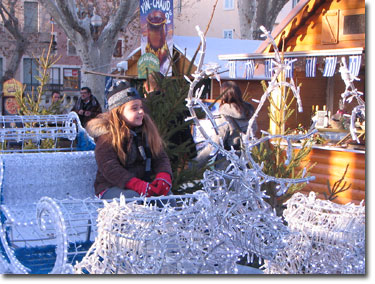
[90, 8, 102, 39]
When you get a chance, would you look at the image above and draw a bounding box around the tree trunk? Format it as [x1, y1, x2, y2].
[1, 39, 28, 84]
[237, 0, 258, 39]
[78, 38, 113, 108]
[0, 1, 29, 84]
[38, 0, 139, 110]
[238, 0, 289, 39]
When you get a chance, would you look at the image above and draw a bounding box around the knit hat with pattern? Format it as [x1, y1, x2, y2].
[107, 81, 141, 110]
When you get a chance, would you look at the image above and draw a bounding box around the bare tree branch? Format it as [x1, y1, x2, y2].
[100, 1, 139, 43]
[39, 0, 88, 42]
[238, 0, 288, 39]
[0, 0, 29, 83]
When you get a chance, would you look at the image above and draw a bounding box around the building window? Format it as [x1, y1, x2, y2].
[343, 14, 365, 34]
[23, 58, 40, 91]
[24, 1, 39, 33]
[224, 0, 234, 10]
[48, 67, 61, 91]
[339, 9, 365, 40]
[177, 0, 182, 14]
[67, 39, 77, 56]
[113, 39, 123, 58]
[63, 68, 80, 90]
[292, 0, 300, 8]
[223, 29, 233, 39]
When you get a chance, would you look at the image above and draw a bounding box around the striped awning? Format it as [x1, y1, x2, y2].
[217, 48, 363, 80]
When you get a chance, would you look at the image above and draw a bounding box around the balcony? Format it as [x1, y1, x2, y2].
[24, 84, 63, 93]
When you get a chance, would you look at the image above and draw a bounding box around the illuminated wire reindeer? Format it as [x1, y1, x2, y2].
[74, 26, 305, 274]
[185, 25, 316, 200]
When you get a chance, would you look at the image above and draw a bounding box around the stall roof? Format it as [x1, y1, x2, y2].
[173, 35, 262, 79]
[218, 47, 364, 61]
[217, 0, 365, 78]
[126, 36, 263, 79]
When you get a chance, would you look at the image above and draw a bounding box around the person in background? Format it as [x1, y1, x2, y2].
[51, 90, 61, 103]
[73, 87, 102, 127]
[86, 81, 173, 200]
[195, 81, 257, 170]
[49, 90, 68, 114]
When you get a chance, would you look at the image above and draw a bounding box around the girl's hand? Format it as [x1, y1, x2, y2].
[125, 177, 152, 197]
[150, 172, 172, 196]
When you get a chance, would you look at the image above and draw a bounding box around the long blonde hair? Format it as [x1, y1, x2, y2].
[108, 102, 164, 166]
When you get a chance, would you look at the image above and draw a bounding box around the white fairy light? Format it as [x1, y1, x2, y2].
[338, 57, 365, 143]
[73, 26, 292, 274]
[263, 192, 365, 274]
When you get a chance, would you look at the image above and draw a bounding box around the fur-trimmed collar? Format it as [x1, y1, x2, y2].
[85, 113, 110, 138]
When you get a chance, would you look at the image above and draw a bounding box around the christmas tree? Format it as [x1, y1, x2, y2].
[142, 69, 206, 194]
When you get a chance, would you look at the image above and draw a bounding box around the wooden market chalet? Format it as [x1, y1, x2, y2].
[218, 0, 365, 205]
[123, 0, 365, 205]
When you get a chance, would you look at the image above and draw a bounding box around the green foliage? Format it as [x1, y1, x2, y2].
[142, 73, 207, 194]
[11, 33, 63, 151]
[323, 164, 351, 201]
[251, 79, 315, 215]
[14, 34, 61, 116]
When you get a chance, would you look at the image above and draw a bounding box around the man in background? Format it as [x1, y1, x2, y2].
[73, 87, 102, 127]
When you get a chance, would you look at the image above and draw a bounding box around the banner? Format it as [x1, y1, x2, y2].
[322, 56, 337, 77]
[284, 58, 296, 78]
[348, 55, 361, 77]
[305, 57, 317, 78]
[245, 60, 255, 79]
[140, 0, 173, 76]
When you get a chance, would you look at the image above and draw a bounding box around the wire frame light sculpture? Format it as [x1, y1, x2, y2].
[74, 194, 244, 274]
[185, 25, 316, 199]
[263, 192, 365, 274]
[74, 181, 289, 274]
[338, 57, 365, 143]
[0, 112, 91, 153]
[74, 26, 315, 275]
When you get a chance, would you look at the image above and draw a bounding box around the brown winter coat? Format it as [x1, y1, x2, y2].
[86, 114, 172, 196]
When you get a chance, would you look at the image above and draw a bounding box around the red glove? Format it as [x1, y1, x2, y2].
[125, 177, 154, 197]
[150, 172, 172, 196]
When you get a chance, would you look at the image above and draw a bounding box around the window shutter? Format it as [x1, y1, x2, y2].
[113, 40, 123, 58]
[67, 40, 77, 56]
[321, 10, 339, 44]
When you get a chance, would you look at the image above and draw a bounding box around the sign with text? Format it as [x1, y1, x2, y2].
[3, 79, 23, 97]
[137, 53, 160, 79]
[140, 0, 173, 76]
